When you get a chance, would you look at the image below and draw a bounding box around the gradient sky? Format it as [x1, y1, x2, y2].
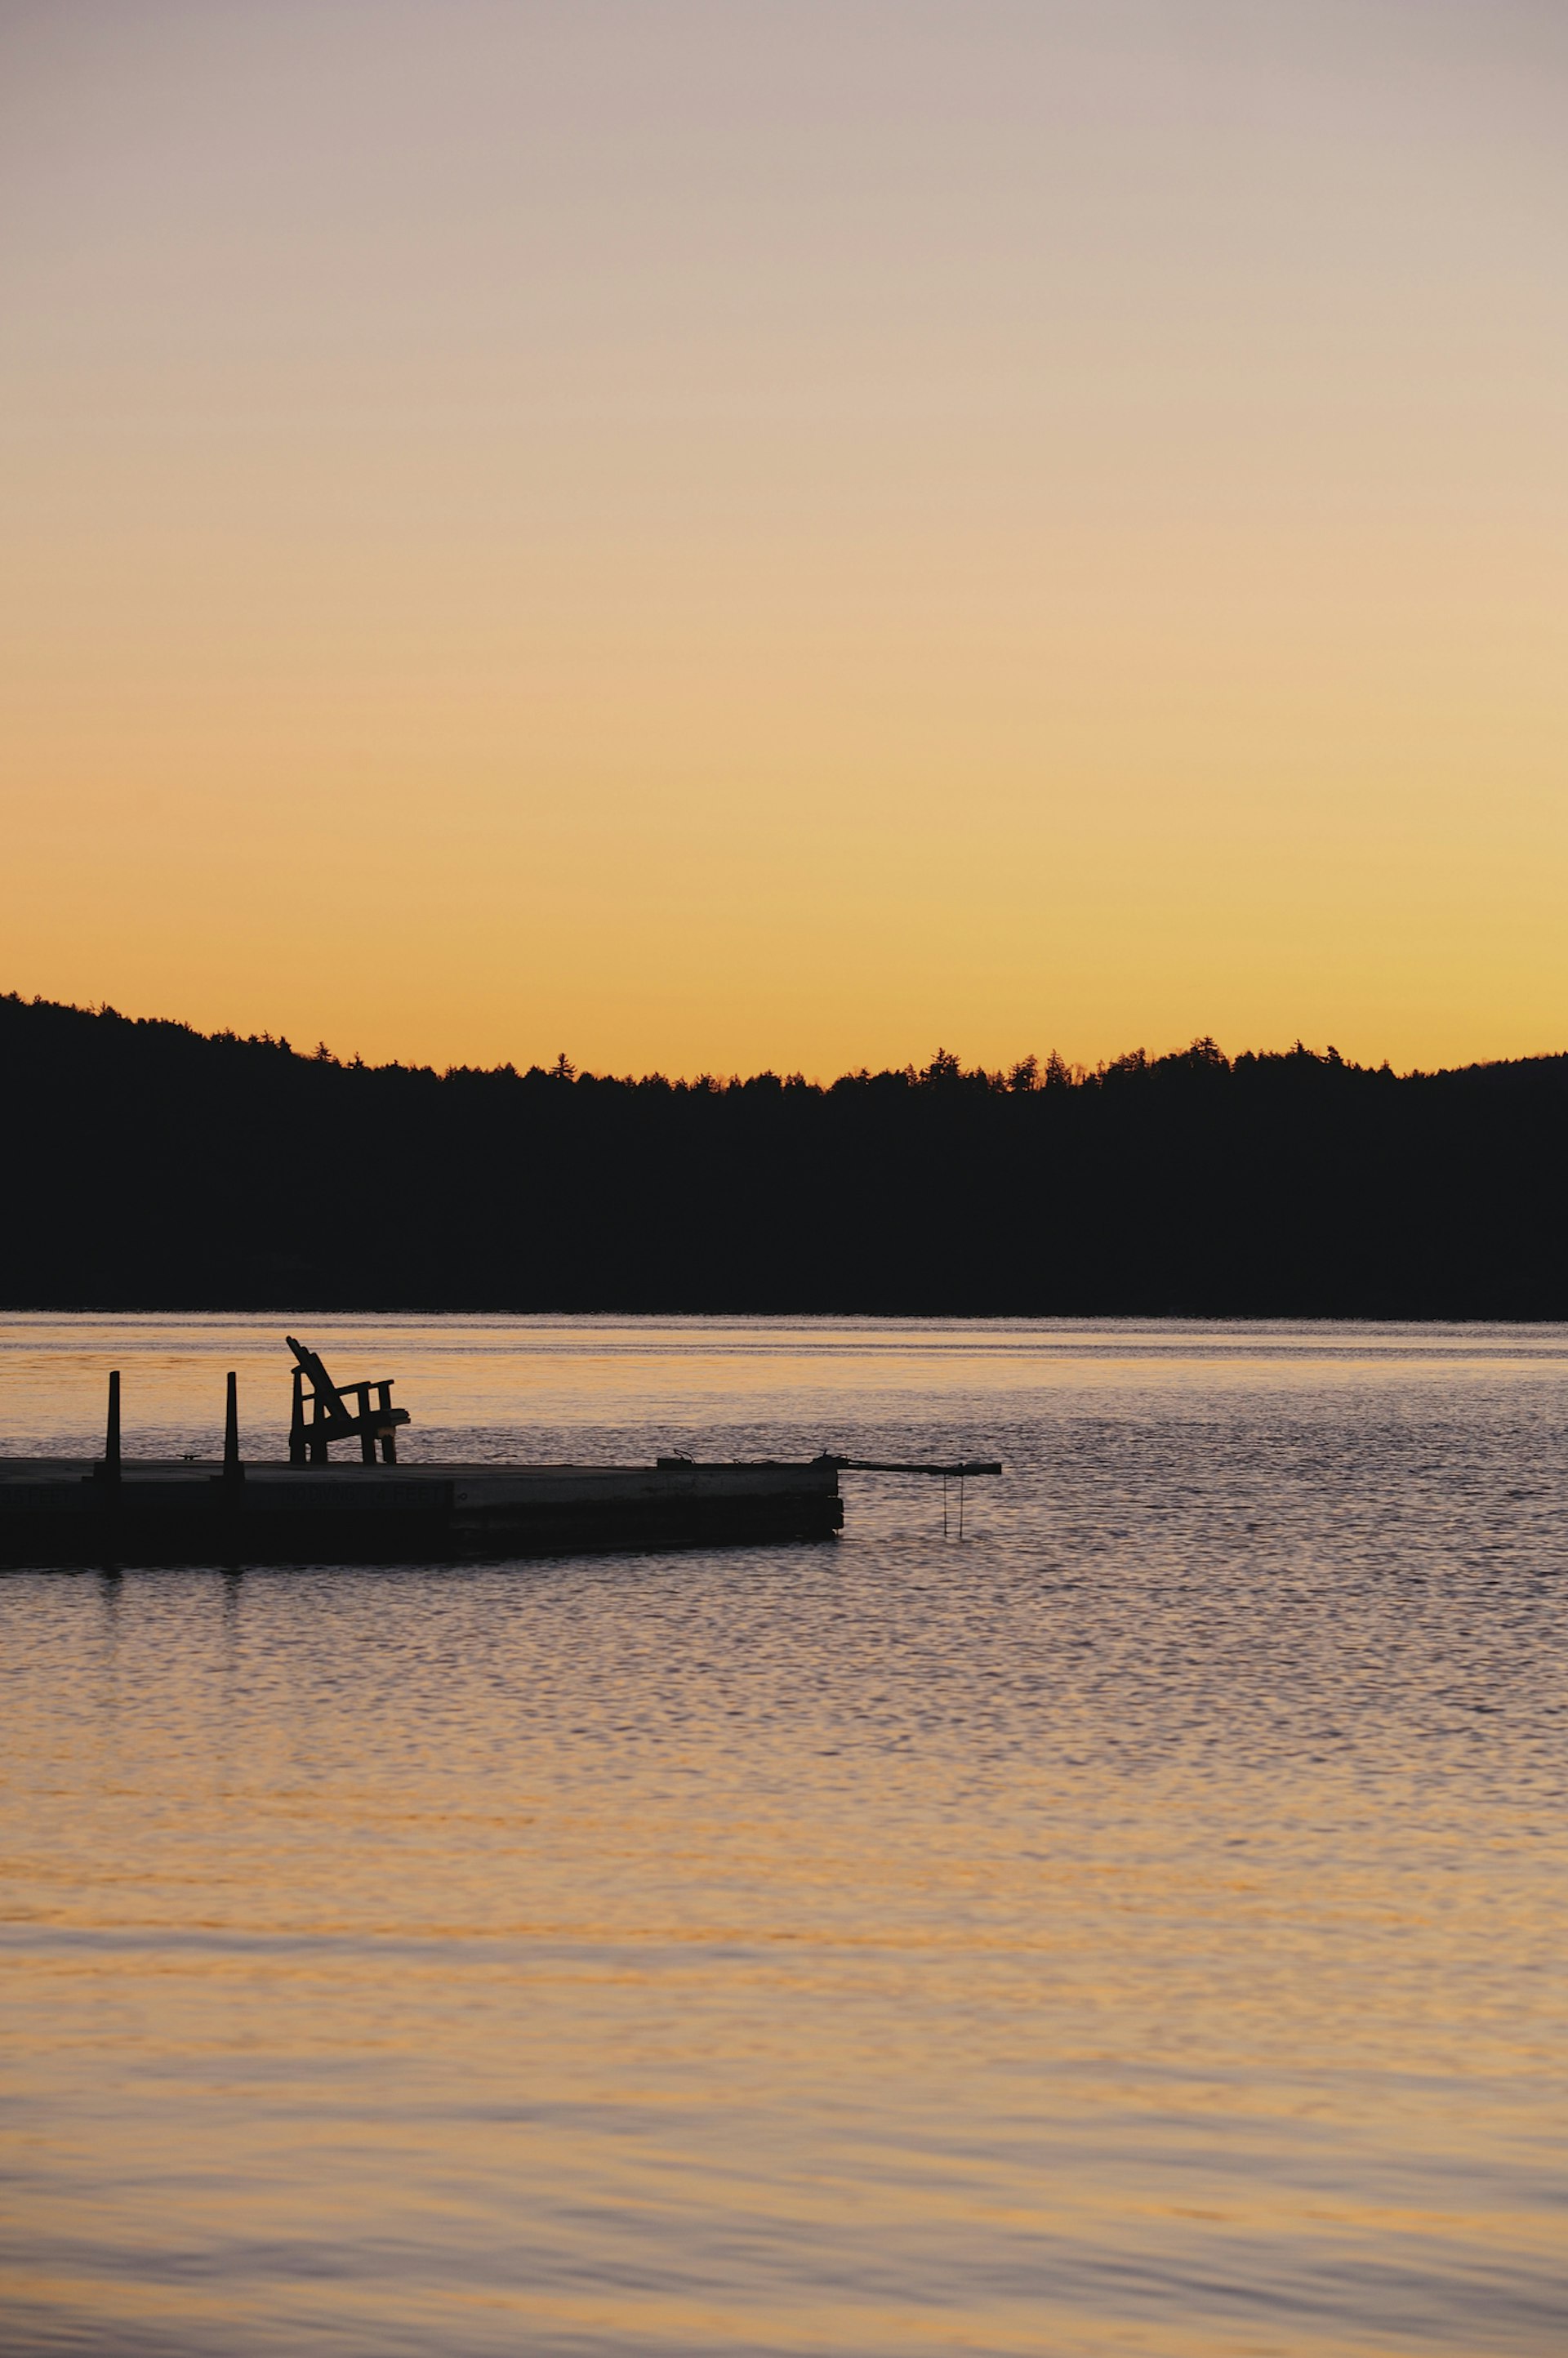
[2, 0, 1565, 1076]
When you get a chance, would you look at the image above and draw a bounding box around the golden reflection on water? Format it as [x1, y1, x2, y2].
[2, 1317, 1566, 2355]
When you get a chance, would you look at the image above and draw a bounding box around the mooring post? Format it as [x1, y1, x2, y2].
[224, 1371, 243, 1487]
[100, 1369, 121, 1486]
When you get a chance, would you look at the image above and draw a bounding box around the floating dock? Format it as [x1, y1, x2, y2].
[0, 1341, 1000, 1567]
[0, 1454, 853, 1564]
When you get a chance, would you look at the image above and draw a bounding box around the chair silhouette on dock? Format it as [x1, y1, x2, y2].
[286, 1335, 411, 1466]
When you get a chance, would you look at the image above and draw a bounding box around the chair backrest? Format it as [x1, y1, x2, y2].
[286, 1335, 359, 1429]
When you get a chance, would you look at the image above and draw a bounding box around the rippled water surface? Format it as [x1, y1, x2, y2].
[2, 1316, 1565, 2356]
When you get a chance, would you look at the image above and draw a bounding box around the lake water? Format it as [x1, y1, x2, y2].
[2, 1315, 1565, 2357]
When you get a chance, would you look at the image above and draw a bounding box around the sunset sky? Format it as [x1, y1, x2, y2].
[3, 0, 1565, 1077]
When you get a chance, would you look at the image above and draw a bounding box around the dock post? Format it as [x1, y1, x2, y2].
[289, 1368, 306, 1466]
[224, 1371, 243, 1487]
[100, 1369, 121, 1486]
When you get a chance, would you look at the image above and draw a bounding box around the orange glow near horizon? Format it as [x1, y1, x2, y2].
[3, 3, 1566, 1080]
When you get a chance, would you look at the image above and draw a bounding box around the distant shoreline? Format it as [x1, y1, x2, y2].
[7, 992, 1568, 1320]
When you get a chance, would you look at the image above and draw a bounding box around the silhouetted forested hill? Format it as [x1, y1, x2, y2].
[3, 992, 1566, 1314]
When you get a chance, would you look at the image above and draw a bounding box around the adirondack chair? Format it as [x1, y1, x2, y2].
[286, 1335, 411, 1465]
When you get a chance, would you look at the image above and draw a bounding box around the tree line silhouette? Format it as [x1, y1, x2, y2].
[4, 990, 1566, 1314]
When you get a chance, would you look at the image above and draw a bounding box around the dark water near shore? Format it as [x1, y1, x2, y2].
[2, 1316, 1566, 2356]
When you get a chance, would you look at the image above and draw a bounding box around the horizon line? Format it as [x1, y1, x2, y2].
[8, 987, 1566, 1093]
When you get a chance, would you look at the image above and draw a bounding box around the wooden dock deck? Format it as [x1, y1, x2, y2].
[0, 1455, 848, 1566]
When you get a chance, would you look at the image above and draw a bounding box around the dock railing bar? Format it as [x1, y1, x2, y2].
[830, 1459, 1002, 1477]
[98, 1370, 121, 1487]
[221, 1371, 243, 1489]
